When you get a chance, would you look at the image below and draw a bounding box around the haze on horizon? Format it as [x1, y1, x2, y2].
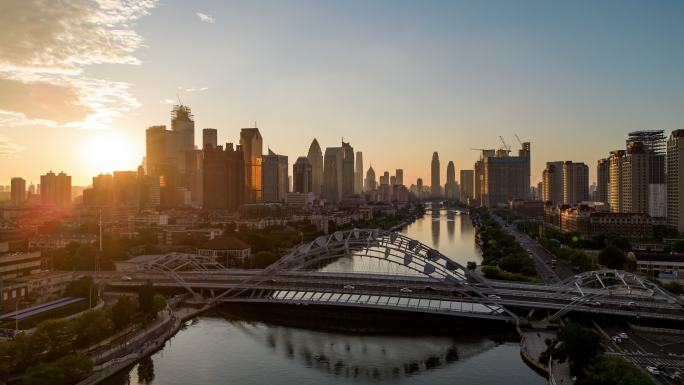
[0, 0, 682, 186]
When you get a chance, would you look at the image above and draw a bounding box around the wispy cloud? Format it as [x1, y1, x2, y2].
[196, 12, 215, 24]
[0, 135, 26, 156]
[0, 0, 157, 129]
[159, 99, 176, 105]
[184, 86, 209, 92]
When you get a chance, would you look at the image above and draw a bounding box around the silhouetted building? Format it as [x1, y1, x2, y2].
[40, 171, 71, 208]
[597, 158, 610, 205]
[562, 161, 589, 205]
[395, 169, 404, 187]
[481, 143, 530, 207]
[431, 152, 440, 197]
[355, 151, 364, 194]
[171, 104, 195, 174]
[262, 149, 289, 203]
[293, 157, 312, 194]
[323, 147, 342, 202]
[240, 128, 263, 203]
[341, 141, 355, 198]
[542, 161, 564, 205]
[667, 130, 684, 233]
[459, 170, 474, 202]
[10, 177, 26, 206]
[365, 165, 377, 192]
[307, 138, 323, 196]
[444, 161, 457, 199]
[203, 128, 218, 149]
[203, 143, 244, 211]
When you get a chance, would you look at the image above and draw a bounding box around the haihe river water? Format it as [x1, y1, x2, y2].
[105, 205, 545, 385]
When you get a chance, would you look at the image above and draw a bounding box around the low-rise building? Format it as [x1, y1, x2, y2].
[197, 237, 251, 265]
[544, 204, 653, 241]
[28, 233, 97, 249]
[634, 252, 684, 280]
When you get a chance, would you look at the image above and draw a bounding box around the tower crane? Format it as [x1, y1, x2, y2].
[498, 136, 511, 154]
[514, 133, 524, 147]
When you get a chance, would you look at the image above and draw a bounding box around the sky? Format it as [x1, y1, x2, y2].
[1, 0, 683, 186]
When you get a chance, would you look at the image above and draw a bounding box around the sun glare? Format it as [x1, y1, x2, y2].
[82, 132, 141, 177]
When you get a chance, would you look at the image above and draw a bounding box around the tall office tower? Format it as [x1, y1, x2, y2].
[341, 141, 355, 198]
[240, 128, 263, 203]
[10, 177, 26, 206]
[323, 147, 343, 202]
[261, 149, 289, 203]
[609, 150, 625, 212]
[171, 105, 195, 173]
[482, 146, 529, 207]
[627, 130, 667, 218]
[145, 125, 172, 176]
[185, 149, 204, 205]
[459, 170, 474, 202]
[365, 165, 377, 191]
[474, 149, 495, 206]
[27, 183, 35, 196]
[380, 171, 390, 186]
[355, 151, 363, 194]
[40, 171, 71, 208]
[541, 161, 564, 204]
[667, 130, 684, 234]
[203, 143, 245, 211]
[293, 157, 312, 194]
[562, 161, 589, 205]
[621, 142, 650, 214]
[307, 138, 323, 196]
[519, 142, 531, 199]
[597, 158, 610, 205]
[431, 152, 441, 197]
[390, 175, 396, 186]
[416, 178, 424, 198]
[395, 169, 404, 187]
[202, 128, 218, 149]
[444, 161, 457, 199]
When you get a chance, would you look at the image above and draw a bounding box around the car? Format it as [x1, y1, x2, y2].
[343, 285, 355, 290]
[646, 366, 661, 375]
[612, 336, 622, 343]
[488, 294, 501, 299]
[627, 301, 636, 307]
[122, 275, 133, 281]
[618, 332, 628, 339]
[400, 287, 413, 293]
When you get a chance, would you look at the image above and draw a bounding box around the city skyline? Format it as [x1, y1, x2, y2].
[2, 1, 684, 185]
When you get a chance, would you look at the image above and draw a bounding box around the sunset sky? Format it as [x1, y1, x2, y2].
[1, 0, 683, 186]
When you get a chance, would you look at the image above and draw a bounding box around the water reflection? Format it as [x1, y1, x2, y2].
[431, 209, 440, 247]
[446, 210, 455, 242]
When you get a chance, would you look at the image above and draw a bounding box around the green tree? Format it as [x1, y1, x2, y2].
[7, 332, 40, 372]
[109, 296, 136, 330]
[553, 323, 603, 376]
[73, 309, 114, 348]
[64, 275, 94, 299]
[138, 281, 156, 321]
[580, 355, 655, 385]
[598, 246, 626, 269]
[153, 294, 167, 314]
[32, 319, 75, 361]
[23, 354, 93, 385]
[609, 237, 632, 253]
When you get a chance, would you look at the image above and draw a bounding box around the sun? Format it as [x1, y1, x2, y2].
[81, 132, 141, 176]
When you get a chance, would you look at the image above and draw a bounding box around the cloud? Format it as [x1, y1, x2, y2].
[184, 87, 209, 92]
[0, 135, 26, 156]
[196, 12, 215, 24]
[160, 99, 176, 105]
[0, 0, 157, 129]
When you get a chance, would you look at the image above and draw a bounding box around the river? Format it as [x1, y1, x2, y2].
[104, 204, 545, 385]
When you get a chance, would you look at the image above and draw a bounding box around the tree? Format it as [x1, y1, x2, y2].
[609, 237, 632, 253]
[32, 319, 75, 361]
[73, 309, 114, 348]
[109, 295, 136, 330]
[598, 246, 626, 269]
[64, 276, 94, 299]
[7, 332, 40, 372]
[23, 354, 93, 385]
[153, 294, 167, 314]
[466, 261, 477, 270]
[581, 355, 654, 385]
[137, 356, 155, 384]
[138, 281, 156, 321]
[553, 323, 603, 376]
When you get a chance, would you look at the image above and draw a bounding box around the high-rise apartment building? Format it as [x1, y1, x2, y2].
[431, 152, 440, 198]
[622, 142, 650, 214]
[202, 128, 218, 149]
[627, 131, 667, 219]
[365, 165, 377, 191]
[307, 139, 323, 196]
[562, 161, 589, 205]
[481, 142, 530, 207]
[459, 170, 474, 202]
[541, 161, 564, 205]
[10, 177, 26, 206]
[355, 151, 363, 194]
[203, 143, 244, 211]
[240, 128, 263, 203]
[341, 141, 355, 198]
[667, 130, 684, 233]
[171, 105, 195, 175]
[519, 142, 531, 199]
[444, 161, 457, 199]
[597, 158, 610, 205]
[262, 150, 289, 203]
[609, 150, 625, 213]
[40, 171, 71, 208]
[293, 157, 312, 194]
[395, 169, 404, 187]
[322, 147, 343, 203]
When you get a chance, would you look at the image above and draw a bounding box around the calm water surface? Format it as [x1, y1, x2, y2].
[107, 205, 544, 385]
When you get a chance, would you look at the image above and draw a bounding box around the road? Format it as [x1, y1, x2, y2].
[491, 214, 574, 284]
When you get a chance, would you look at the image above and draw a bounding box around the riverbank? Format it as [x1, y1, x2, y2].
[76, 305, 212, 385]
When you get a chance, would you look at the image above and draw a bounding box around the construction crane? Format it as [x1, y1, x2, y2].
[514, 133, 523, 147]
[498, 136, 511, 154]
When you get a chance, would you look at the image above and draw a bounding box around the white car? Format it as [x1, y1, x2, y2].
[612, 336, 622, 344]
[646, 366, 660, 375]
[488, 294, 501, 299]
[122, 275, 133, 281]
[400, 288, 413, 294]
[618, 332, 628, 339]
[343, 285, 355, 290]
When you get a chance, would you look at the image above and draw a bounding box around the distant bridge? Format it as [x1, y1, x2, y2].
[107, 229, 684, 323]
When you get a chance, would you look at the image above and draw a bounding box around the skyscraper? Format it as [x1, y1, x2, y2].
[609, 150, 625, 212]
[667, 130, 684, 234]
[395, 169, 404, 187]
[293, 157, 312, 194]
[203, 143, 244, 211]
[40, 171, 71, 208]
[627, 130, 667, 218]
[171, 104, 195, 173]
[541, 161, 564, 205]
[431, 152, 440, 198]
[365, 165, 377, 191]
[355, 151, 364, 194]
[562, 161, 589, 205]
[10, 177, 26, 206]
[261, 149, 289, 203]
[416, 178, 424, 198]
[307, 138, 323, 196]
[597, 158, 610, 205]
[240, 128, 263, 203]
[481, 142, 529, 207]
[341, 141, 355, 198]
[622, 142, 650, 214]
[202, 128, 218, 149]
[519, 142, 531, 199]
[459, 170, 474, 202]
[323, 147, 343, 202]
[444, 161, 457, 199]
